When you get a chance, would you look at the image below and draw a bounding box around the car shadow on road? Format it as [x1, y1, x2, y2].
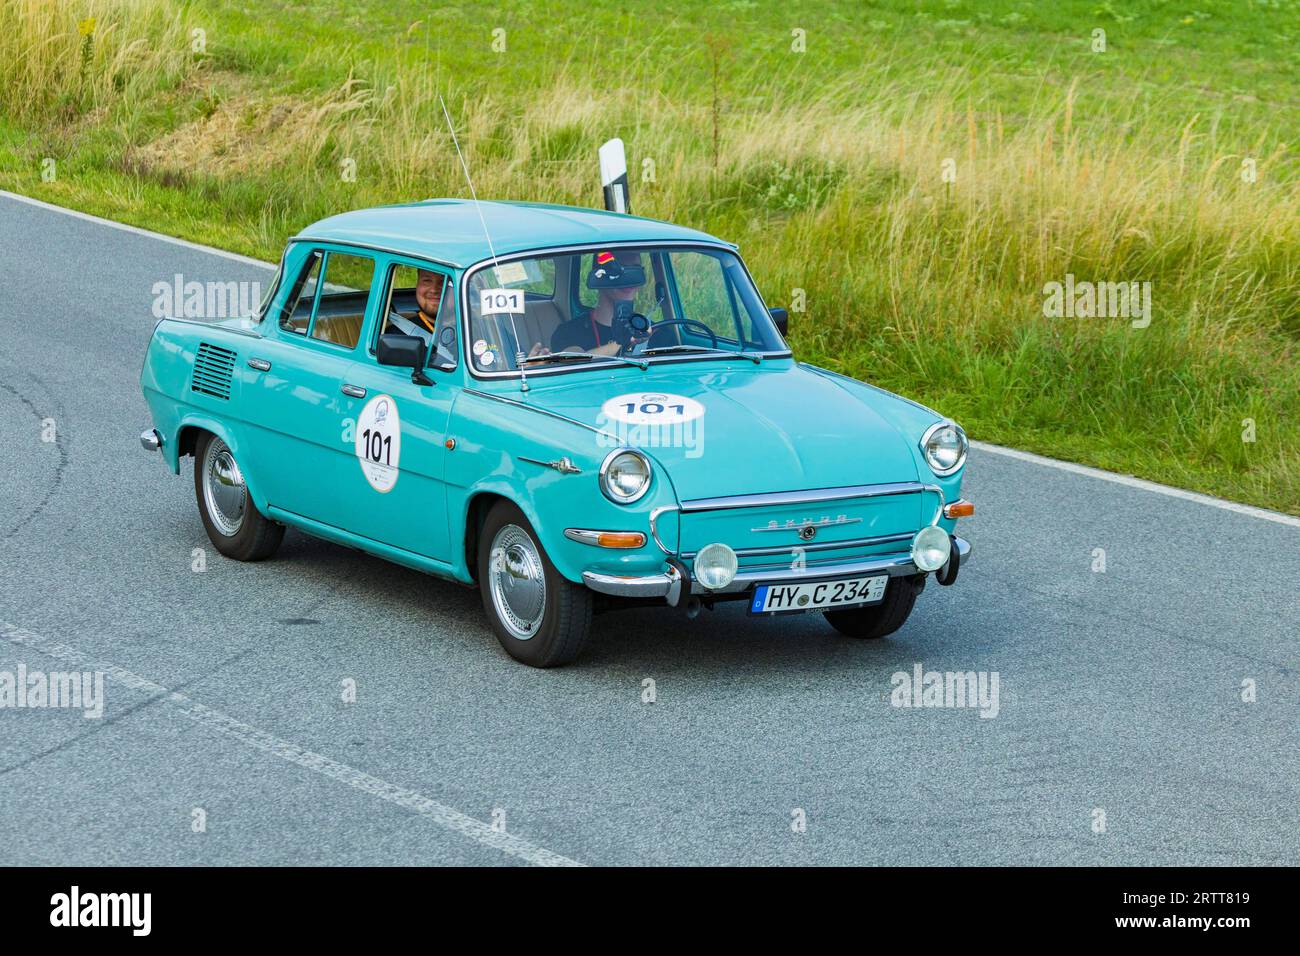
[261, 530, 975, 681]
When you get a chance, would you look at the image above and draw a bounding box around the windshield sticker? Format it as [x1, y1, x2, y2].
[479, 349, 496, 367]
[479, 288, 524, 315]
[355, 394, 401, 493]
[472, 339, 488, 356]
[492, 262, 529, 286]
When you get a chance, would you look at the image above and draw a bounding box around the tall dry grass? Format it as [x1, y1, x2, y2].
[0, 0, 191, 121]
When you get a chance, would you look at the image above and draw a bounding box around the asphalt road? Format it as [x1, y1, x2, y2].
[1, 192, 1297, 866]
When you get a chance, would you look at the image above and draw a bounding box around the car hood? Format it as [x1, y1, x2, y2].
[507, 360, 921, 499]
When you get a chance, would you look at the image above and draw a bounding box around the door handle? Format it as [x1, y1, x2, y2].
[341, 384, 366, 398]
[247, 357, 271, 371]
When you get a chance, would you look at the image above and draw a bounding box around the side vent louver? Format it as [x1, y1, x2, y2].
[192, 342, 237, 400]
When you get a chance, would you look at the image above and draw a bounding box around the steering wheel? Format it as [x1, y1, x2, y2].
[636, 319, 719, 352]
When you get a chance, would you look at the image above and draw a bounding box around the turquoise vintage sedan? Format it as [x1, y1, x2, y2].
[140, 200, 972, 666]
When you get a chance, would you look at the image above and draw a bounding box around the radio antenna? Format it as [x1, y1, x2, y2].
[439, 94, 529, 392]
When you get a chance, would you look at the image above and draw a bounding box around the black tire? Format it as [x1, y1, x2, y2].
[477, 500, 592, 667]
[823, 574, 924, 640]
[193, 431, 284, 561]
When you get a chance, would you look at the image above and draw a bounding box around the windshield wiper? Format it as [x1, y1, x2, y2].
[522, 351, 648, 371]
[522, 351, 594, 365]
[641, 345, 763, 364]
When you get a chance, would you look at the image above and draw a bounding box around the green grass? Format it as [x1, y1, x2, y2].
[3, 0, 1298, 512]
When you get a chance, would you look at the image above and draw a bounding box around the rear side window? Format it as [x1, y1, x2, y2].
[310, 252, 375, 349]
[280, 251, 322, 334]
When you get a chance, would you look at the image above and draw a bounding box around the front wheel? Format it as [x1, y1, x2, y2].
[193, 431, 284, 561]
[823, 575, 924, 640]
[477, 500, 592, 667]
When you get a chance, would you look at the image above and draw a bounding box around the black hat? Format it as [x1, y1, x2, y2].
[586, 250, 646, 289]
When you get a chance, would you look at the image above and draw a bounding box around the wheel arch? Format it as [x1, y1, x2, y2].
[176, 417, 270, 514]
[461, 486, 556, 584]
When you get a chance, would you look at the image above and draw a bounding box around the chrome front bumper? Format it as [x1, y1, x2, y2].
[582, 536, 971, 602]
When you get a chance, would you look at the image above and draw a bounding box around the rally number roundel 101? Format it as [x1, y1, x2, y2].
[600, 392, 705, 427]
[355, 394, 401, 492]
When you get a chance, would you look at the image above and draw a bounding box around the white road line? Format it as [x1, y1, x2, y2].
[972, 441, 1300, 529]
[0, 190, 276, 271]
[0, 621, 584, 868]
[7, 188, 1298, 529]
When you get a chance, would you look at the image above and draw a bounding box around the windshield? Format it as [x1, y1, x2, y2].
[464, 245, 786, 373]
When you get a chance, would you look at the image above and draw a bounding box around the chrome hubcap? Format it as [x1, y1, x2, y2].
[203, 438, 247, 537]
[488, 524, 546, 641]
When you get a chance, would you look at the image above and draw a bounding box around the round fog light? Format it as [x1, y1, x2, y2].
[911, 526, 951, 573]
[694, 542, 738, 590]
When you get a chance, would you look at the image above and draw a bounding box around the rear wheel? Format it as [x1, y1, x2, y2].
[477, 500, 592, 667]
[823, 575, 924, 640]
[193, 431, 284, 561]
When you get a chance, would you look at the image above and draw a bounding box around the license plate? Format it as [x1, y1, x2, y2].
[749, 574, 888, 615]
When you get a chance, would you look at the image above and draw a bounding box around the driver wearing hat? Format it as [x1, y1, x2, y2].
[539, 250, 647, 357]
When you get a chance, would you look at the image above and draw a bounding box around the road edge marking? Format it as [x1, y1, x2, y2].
[971, 440, 1300, 529]
[0, 190, 276, 271]
[0, 621, 585, 867]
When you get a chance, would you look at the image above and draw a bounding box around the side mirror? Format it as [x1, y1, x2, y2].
[769, 307, 789, 337]
[377, 333, 433, 386]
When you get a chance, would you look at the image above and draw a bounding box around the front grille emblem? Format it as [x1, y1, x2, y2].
[752, 514, 862, 534]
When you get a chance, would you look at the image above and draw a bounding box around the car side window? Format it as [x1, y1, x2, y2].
[375, 262, 457, 369]
[311, 252, 375, 349]
[280, 251, 322, 334]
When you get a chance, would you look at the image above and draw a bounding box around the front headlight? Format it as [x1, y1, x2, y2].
[599, 448, 652, 504]
[920, 421, 968, 477]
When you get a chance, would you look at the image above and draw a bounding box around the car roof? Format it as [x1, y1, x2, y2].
[293, 199, 732, 269]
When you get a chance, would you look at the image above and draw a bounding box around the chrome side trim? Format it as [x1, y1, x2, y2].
[463, 388, 621, 442]
[519, 455, 582, 474]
